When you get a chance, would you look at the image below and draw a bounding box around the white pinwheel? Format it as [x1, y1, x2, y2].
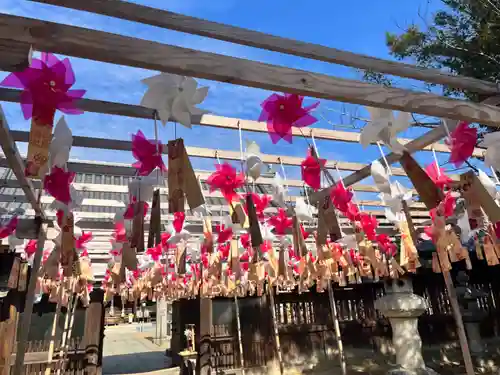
[360, 107, 411, 154]
[294, 197, 317, 222]
[371, 160, 392, 194]
[128, 174, 156, 203]
[140, 73, 209, 128]
[478, 169, 499, 199]
[245, 140, 263, 180]
[49, 116, 73, 169]
[272, 173, 288, 208]
[260, 222, 276, 243]
[480, 132, 500, 173]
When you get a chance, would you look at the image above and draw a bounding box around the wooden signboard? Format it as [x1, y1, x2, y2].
[130, 202, 145, 252]
[17, 261, 28, 292]
[147, 189, 161, 248]
[25, 108, 55, 178]
[461, 171, 500, 224]
[7, 257, 20, 290]
[15, 218, 39, 239]
[61, 213, 75, 277]
[292, 216, 308, 258]
[399, 152, 443, 209]
[317, 195, 342, 245]
[246, 194, 263, 248]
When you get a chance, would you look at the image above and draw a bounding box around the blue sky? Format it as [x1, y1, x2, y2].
[0, 0, 484, 201]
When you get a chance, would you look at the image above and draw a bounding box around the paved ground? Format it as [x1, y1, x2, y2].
[102, 323, 175, 375]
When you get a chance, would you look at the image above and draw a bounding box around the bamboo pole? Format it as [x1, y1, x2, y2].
[234, 295, 245, 374]
[45, 284, 65, 375]
[327, 282, 347, 375]
[12, 221, 47, 375]
[267, 286, 284, 375]
[56, 291, 78, 375]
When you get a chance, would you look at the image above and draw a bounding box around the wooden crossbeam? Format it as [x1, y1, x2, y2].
[0, 38, 31, 72]
[0, 88, 485, 157]
[29, 0, 500, 96]
[2, 15, 500, 126]
[8, 130, 410, 177]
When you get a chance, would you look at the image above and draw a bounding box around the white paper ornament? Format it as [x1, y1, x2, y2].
[371, 160, 391, 194]
[245, 140, 263, 180]
[272, 173, 288, 208]
[294, 197, 317, 222]
[478, 169, 498, 198]
[49, 116, 73, 168]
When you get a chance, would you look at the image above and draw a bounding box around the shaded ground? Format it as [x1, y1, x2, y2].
[102, 323, 174, 375]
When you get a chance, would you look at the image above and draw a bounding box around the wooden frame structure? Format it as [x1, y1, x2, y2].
[1, 1, 500, 374]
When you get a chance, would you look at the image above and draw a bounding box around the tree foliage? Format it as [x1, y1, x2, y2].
[364, 0, 500, 102]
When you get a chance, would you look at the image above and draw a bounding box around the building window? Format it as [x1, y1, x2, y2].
[104, 175, 112, 185]
[113, 176, 121, 185]
[84, 174, 93, 184]
[94, 174, 103, 184]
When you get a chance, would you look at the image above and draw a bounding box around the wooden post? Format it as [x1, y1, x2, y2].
[234, 296, 245, 374]
[267, 286, 284, 375]
[197, 297, 212, 375]
[12, 219, 47, 375]
[56, 291, 78, 375]
[81, 288, 104, 375]
[0, 304, 18, 375]
[45, 284, 65, 375]
[438, 260, 475, 375]
[327, 282, 347, 375]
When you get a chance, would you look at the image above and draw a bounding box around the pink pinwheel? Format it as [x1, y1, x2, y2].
[146, 245, 163, 262]
[113, 222, 128, 243]
[425, 162, 453, 191]
[376, 234, 397, 257]
[161, 232, 177, 250]
[300, 224, 310, 240]
[124, 198, 149, 220]
[76, 231, 93, 252]
[301, 149, 326, 191]
[24, 240, 37, 259]
[217, 243, 230, 259]
[43, 167, 75, 204]
[173, 212, 185, 234]
[345, 202, 360, 222]
[240, 233, 251, 250]
[430, 191, 456, 221]
[259, 93, 319, 144]
[359, 213, 378, 241]
[215, 223, 233, 244]
[0, 216, 18, 239]
[131, 130, 166, 176]
[244, 193, 271, 221]
[1, 53, 85, 123]
[268, 208, 293, 235]
[330, 183, 353, 213]
[207, 162, 245, 203]
[445, 121, 478, 168]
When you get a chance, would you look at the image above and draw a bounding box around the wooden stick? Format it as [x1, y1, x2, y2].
[12, 220, 47, 375]
[327, 282, 347, 375]
[267, 286, 284, 375]
[56, 291, 78, 375]
[45, 284, 64, 375]
[437, 258, 475, 375]
[234, 295, 245, 374]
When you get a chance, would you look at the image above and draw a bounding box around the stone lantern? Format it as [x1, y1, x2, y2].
[375, 277, 438, 375]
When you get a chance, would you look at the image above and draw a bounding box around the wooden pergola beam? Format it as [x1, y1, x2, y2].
[29, 0, 500, 96]
[2, 15, 500, 126]
[10, 130, 466, 181]
[0, 88, 485, 158]
[0, 38, 31, 72]
[0, 105, 44, 218]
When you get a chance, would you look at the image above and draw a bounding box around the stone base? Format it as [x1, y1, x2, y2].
[387, 366, 440, 375]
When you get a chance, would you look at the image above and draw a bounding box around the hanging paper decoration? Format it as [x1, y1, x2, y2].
[294, 197, 317, 222]
[258, 93, 319, 144]
[48, 116, 73, 169]
[424, 161, 453, 191]
[272, 173, 288, 208]
[166, 212, 191, 244]
[371, 160, 392, 194]
[480, 132, 500, 172]
[445, 121, 477, 167]
[243, 193, 271, 221]
[359, 213, 378, 241]
[330, 183, 353, 214]
[301, 148, 326, 191]
[43, 167, 75, 205]
[245, 141, 263, 180]
[206, 162, 245, 203]
[215, 222, 233, 244]
[477, 169, 499, 199]
[360, 108, 410, 153]
[1, 52, 85, 178]
[75, 231, 93, 254]
[140, 73, 209, 128]
[131, 130, 167, 176]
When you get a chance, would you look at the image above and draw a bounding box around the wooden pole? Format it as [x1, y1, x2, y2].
[233, 295, 245, 374]
[45, 284, 65, 375]
[56, 290, 78, 375]
[12, 220, 47, 375]
[267, 286, 284, 375]
[81, 289, 105, 375]
[327, 282, 347, 375]
[0, 304, 19, 375]
[438, 260, 475, 375]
